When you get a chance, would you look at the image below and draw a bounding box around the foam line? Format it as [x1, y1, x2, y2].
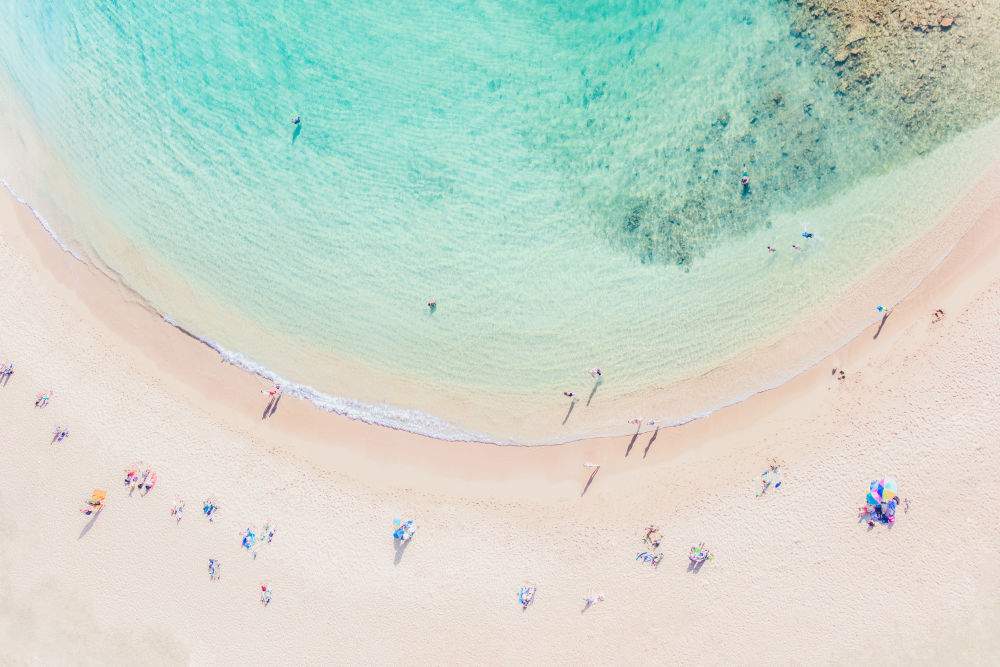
[1, 177, 86, 263]
[161, 315, 503, 444]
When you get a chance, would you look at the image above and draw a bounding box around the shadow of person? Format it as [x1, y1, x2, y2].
[266, 394, 282, 419]
[79, 507, 103, 539]
[581, 467, 599, 496]
[625, 430, 639, 457]
[393, 537, 412, 565]
[874, 311, 890, 339]
[292, 123, 302, 143]
[561, 398, 578, 425]
[262, 394, 282, 420]
[643, 427, 660, 458]
[586, 378, 603, 406]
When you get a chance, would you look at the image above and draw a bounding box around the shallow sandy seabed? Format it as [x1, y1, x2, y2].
[1, 163, 1000, 664]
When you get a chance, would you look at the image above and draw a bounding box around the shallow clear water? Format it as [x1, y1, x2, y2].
[1, 1, 998, 441]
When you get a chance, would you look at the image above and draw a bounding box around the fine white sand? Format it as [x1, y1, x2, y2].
[1, 172, 1000, 665]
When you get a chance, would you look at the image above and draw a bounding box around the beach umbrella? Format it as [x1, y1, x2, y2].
[866, 480, 882, 506]
[880, 477, 898, 502]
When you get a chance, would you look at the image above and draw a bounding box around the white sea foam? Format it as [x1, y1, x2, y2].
[160, 315, 504, 444]
[1, 177, 86, 263]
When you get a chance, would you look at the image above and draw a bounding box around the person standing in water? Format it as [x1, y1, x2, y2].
[292, 116, 300, 125]
[740, 165, 750, 188]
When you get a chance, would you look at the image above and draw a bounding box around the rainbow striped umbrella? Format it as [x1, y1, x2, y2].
[879, 477, 898, 502]
[866, 480, 882, 506]
[866, 478, 899, 505]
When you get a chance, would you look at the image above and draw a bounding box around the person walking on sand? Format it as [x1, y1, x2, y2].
[876, 305, 890, 315]
[261, 382, 281, 398]
[35, 390, 52, 407]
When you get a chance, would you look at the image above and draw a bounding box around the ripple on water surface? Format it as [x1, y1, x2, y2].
[0, 0, 998, 441]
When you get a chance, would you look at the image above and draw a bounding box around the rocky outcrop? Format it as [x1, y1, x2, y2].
[785, 0, 1000, 145]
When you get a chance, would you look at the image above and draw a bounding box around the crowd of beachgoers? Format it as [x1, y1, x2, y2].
[7, 362, 918, 615]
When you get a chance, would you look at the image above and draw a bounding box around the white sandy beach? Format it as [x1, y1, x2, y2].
[2, 164, 1000, 666]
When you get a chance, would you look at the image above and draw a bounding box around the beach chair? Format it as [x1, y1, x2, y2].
[81, 489, 106, 514]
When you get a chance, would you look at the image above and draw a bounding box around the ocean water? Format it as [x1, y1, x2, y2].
[1, 1, 999, 442]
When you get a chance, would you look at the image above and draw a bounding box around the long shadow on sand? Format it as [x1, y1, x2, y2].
[394, 537, 412, 566]
[79, 508, 103, 540]
[262, 394, 281, 420]
[686, 558, 708, 574]
[625, 430, 639, 457]
[643, 427, 660, 458]
[581, 468, 600, 496]
[873, 311, 890, 339]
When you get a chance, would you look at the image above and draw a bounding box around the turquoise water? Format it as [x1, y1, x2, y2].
[1, 1, 999, 441]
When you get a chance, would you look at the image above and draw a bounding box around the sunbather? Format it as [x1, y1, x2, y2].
[519, 585, 536, 609]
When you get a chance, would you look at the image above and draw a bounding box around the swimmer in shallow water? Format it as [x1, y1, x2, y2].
[802, 232, 813, 238]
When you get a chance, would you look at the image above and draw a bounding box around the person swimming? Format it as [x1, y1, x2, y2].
[802, 232, 813, 238]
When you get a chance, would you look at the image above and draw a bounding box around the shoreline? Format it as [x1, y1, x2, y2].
[1, 122, 998, 449]
[3, 149, 1000, 497]
[3, 162, 1000, 662]
[3, 23, 1000, 445]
